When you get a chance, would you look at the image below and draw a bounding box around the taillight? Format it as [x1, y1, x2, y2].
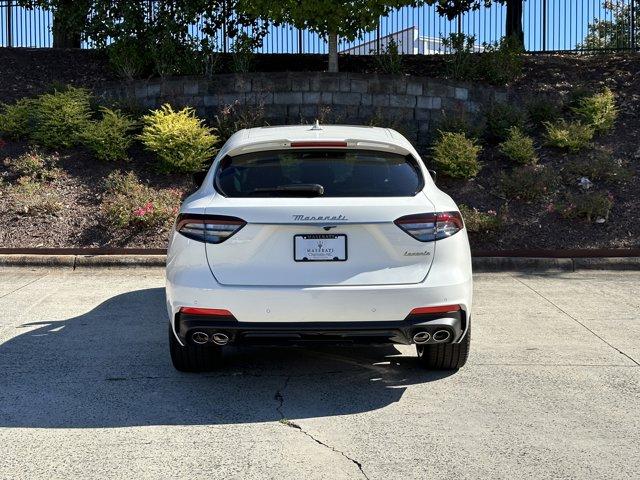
[395, 211, 464, 242]
[175, 213, 245, 244]
[179, 307, 233, 316]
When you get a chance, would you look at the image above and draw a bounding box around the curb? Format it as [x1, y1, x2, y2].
[1, 254, 640, 272]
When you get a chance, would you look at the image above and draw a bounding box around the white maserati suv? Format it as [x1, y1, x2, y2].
[166, 124, 472, 371]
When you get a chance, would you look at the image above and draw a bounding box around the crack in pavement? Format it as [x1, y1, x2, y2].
[274, 375, 370, 480]
[514, 276, 640, 366]
[0, 273, 48, 301]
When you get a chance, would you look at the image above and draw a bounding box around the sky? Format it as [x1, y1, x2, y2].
[0, 1, 627, 53]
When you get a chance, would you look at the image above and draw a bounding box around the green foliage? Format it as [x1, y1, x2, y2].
[562, 150, 632, 184]
[442, 33, 477, 80]
[6, 176, 63, 216]
[477, 35, 524, 85]
[213, 101, 266, 145]
[572, 88, 618, 134]
[580, 2, 640, 50]
[432, 131, 482, 179]
[0, 98, 39, 140]
[31, 87, 93, 149]
[556, 192, 614, 222]
[441, 33, 522, 85]
[544, 120, 594, 152]
[2, 149, 61, 181]
[139, 104, 218, 173]
[102, 171, 183, 229]
[499, 127, 537, 165]
[459, 204, 502, 233]
[500, 165, 556, 202]
[435, 111, 483, 139]
[107, 39, 152, 80]
[373, 39, 404, 74]
[485, 103, 526, 142]
[81, 108, 136, 162]
[231, 32, 255, 73]
[526, 98, 561, 128]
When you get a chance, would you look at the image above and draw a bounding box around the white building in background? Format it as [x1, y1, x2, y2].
[340, 26, 484, 55]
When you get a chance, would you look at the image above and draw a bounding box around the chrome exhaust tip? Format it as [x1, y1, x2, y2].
[191, 331, 209, 345]
[211, 332, 230, 346]
[432, 330, 451, 343]
[413, 331, 431, 344]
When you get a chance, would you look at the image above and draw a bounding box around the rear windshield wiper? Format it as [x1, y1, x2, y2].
[249, 184, 325, 197]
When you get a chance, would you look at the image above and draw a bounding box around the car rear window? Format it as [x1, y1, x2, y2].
[215, 149, 424, 197]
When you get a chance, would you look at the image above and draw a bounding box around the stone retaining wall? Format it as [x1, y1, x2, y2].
[99, 72, 508, 148]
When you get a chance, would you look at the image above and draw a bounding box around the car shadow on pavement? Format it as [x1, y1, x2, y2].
[0, 288, 454, 428]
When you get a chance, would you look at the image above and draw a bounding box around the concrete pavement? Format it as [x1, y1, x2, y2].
[0, 267, 638, 479]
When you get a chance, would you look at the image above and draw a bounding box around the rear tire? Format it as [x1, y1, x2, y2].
[416, 325, 470, 370]
[169, 326, 223, 372]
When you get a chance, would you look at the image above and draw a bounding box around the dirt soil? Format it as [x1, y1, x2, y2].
[0, 49, 639, 251]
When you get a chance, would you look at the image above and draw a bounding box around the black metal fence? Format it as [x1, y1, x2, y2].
[1, 0, 638, 53]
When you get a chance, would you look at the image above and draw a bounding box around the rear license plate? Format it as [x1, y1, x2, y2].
[294, 234, 347, 262]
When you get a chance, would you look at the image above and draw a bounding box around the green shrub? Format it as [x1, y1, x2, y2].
[459, 204, 502, 233]
[7, 176, 63, 216]
[31, 87, 93, 149]
[0, 98, 39, 140]
[526, 98, 561, 128]
[485, 103, 526, 142]
[82, 108, 136, 161]
[572, 88, 618, 134]
[500, 165, 556, 202]
[556, 192, 614, 222]
[436, 112, 483, 139]
[213, 101, 266, 145]
[562, 150, 632, 184]
[432, 132, 482, 179]
[3, 150, 61, 180]
[107, 39, 151, 80]
[442, 33, 477, 81]
[499, 127, 537, 165]
[373, 38, 404, 74]
[477, 36, 524, 85]
[139, 104, 218, 173]
[544, 120, 594, 152]
[231, 33, 255, 73]
[102, 171, 183, 229]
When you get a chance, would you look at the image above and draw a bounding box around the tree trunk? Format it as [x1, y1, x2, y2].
[52, 0, 82, 48]
[505, 0, 524, 47]
[328, 32, 339, 72]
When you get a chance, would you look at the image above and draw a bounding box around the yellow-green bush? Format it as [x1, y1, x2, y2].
[31, 87, 93, 149]
[82, 108, 135, 161]
[102, 171, 183, 229]
[0, 98, 38, 140]
[573, 88, 618, 134]
[139, 104, 218, 173]
[544, 120, 594, 152]
[459, 204, 502, 233]
[499, 127, 537, 165]
[432, 132, 482, 179]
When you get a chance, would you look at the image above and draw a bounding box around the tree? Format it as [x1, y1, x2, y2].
[581, 1, 640, 50]
[237, 1, 428, 72]
[434, 0, 525, 47]
[18, 0, 91, 48]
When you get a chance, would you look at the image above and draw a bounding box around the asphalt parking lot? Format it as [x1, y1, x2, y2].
[0, 267, 638, 479]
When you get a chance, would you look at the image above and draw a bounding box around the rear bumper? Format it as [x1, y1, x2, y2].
[175, 310, 467, 346]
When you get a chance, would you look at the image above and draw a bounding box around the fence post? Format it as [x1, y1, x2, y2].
[298, 28, 302, 54]
[376, 21, 380, 53]
[542, 0, 547, 51]
[222, 0, 227, 53]
[6, 0, 12, 48]
[632, 0, 637, 50]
